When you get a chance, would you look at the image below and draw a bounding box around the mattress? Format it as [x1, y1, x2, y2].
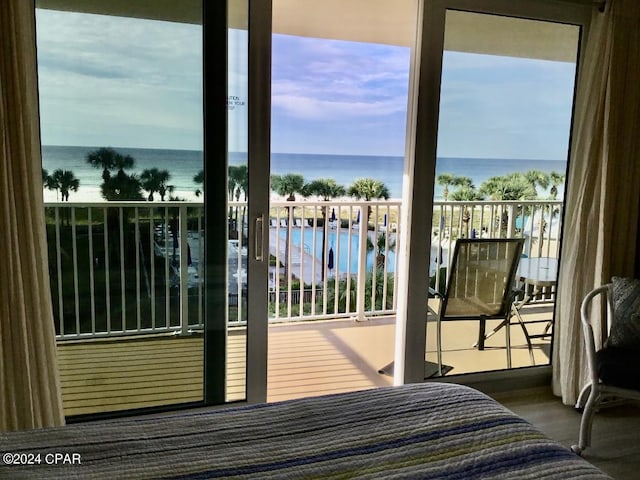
[0, 383, 610, 479]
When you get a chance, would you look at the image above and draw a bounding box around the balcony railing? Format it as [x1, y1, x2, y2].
[45, 199, 562, 340]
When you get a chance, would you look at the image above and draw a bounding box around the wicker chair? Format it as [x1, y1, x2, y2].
[571, 283, 640, 455]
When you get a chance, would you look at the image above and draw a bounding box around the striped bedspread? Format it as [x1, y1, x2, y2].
[0, 383, 610, 479]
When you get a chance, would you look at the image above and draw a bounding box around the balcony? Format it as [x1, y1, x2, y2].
[46, 199, 560, 416]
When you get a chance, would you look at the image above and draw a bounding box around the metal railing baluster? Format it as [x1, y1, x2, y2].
[150, 207, 156, 330]
[47, 199, 561, 339]
[135, 207, 141, 332]
[54, 207, 64, 336]
[71, 207, 80, 335]
[179, 205, 189, 335]
[88, 208, 96, 335]
[104, 207, 111, 334]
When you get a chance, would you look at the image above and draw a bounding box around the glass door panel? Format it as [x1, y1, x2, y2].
[35, 2, 206, 415]
[428, 9, 580, 376]
[226, 0, 249, 402]
[266, 1, 417, 402]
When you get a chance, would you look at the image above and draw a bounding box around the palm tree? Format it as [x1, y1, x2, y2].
[271, 173, 305, 279]
[86, 147, 143, 201]
[549, 171, 565, 199]
[228, 165, 248, 201]
[42, 168, 58, 198]
[194, 169, 204, 197]
[50, 169, 80, 201]
[303, 178, 346, 218]
[271, 173, 305, 202]
[141, 168, 173, 201]
[347, 178, 390, 224]
[158, 183, 174, 202]
[448, 185, 483, 201]
[85, 147, 120, 182]
[228, 165, 248, 237]
[303, 178, 346, 280]
[101, 174, 144, 201]
[479, 173, 537, 201]
[437, 173, 456, 201]
[112, 153, 135, 176]
[480, 173, 537, 235]
[524, 170, 550, 196]
[141, 168, 160, 201]
[449, 184, 484, 237]
[367, 232, 396, 269]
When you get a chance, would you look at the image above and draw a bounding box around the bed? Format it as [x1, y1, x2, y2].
[0, 383, 610, 479]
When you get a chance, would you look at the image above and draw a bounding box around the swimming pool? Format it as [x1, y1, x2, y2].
[280, 228, 396, 273]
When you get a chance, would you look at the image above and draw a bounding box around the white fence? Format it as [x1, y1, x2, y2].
[45, 199, 562, 340]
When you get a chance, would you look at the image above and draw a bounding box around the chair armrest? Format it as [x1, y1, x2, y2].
[429, 286, 443, 298]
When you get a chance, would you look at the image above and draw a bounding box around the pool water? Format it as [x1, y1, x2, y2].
[281, 228, 396, 273]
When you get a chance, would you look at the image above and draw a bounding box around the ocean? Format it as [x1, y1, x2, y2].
[41, 145, 566, 202]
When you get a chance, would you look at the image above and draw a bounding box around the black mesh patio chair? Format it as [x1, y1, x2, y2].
[430, 238, 524, 376]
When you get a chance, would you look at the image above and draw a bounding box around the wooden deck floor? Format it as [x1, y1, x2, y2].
[57, 305, 553, 416]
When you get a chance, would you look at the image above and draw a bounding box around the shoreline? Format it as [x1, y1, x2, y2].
[42, 188, 405, 204]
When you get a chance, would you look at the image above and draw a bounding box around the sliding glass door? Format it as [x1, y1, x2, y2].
[35, 0, 253, 416]
[397, 0, 590, 384]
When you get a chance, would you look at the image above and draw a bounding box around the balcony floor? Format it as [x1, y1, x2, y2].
[57, 304, 552, 416]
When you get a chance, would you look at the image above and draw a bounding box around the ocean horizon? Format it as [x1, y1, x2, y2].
[41, 145, 566, 203]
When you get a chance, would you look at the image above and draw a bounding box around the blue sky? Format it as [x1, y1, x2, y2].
[36, 10, 577, 160]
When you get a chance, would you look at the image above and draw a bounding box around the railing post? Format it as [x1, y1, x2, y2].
[179, 205, 190, 335]
[506, 204, 516, 238]
[356, 203, 368, 322]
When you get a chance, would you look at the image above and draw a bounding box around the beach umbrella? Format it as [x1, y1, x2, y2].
[330, 208, 336, 222]
[356, 209, 360, 223]
[328, 247, 334, 271]
[383, 213, 387, 227]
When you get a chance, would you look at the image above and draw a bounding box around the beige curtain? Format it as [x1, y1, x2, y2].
[553, 0, 640, 405]
[0, 0, 65, 430]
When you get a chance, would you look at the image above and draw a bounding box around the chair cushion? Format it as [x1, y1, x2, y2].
[607, 276, 640, 350]
[596, 347, 640, 390]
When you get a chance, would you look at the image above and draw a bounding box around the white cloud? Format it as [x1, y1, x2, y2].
[272, 94, 406, 120]
[35, 9, 203, 149]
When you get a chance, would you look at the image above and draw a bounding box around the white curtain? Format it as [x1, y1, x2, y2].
[0, 0, 65, 430]
[553, 0, 640, 405]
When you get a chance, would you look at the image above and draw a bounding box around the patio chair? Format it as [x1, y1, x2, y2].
[430, 238, 524, 376]
[571, 280, 640, 455]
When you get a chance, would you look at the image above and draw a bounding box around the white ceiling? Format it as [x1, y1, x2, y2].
[35, 0, 580, 62]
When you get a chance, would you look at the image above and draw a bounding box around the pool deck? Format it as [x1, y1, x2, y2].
[269, 226, 324, 284]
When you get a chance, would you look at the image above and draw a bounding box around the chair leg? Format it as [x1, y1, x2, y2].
[575, 383, 592, 411]
[477, 316, 486, 350]
[517, 319, 535, 365]
[571, 386, 600, 455]
[505, 313, 512, 369]
[437, 317, 443, 377]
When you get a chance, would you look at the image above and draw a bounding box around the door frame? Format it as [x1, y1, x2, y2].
[245, 0, 273, 404]
[395, 0, 592, 384]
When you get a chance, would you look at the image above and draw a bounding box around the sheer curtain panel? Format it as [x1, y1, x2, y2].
[553, 0, 640, 405]
[0, 0, 65, 430]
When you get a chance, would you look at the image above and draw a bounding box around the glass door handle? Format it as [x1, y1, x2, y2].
[254, 215, 265, 261]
